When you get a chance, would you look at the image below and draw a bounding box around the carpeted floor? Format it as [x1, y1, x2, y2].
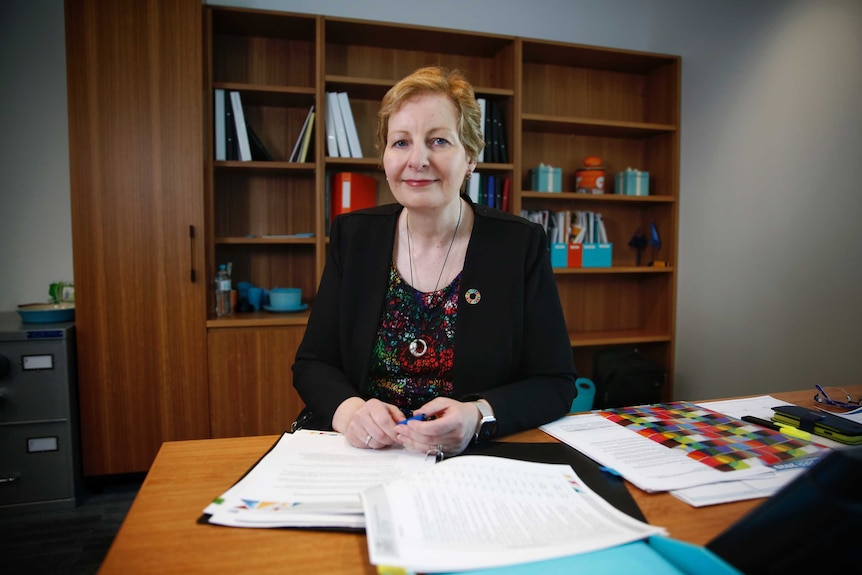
[0, 473, 144, 575]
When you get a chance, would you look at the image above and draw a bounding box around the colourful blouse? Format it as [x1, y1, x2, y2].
[365, 263, 461, 412]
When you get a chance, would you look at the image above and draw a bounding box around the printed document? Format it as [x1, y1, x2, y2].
[362, 456, 666, 573]
[540, 399, 827, 494]
[670, 395, 838, 506]
[541, 414, 769, 493]
[203, 430, 432, 528]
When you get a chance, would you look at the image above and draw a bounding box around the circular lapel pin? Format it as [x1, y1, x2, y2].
[464, 288, 481, 305]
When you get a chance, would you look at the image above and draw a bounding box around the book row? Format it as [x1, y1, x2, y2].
[213, 89, 315, 163]
[522, 209, 609, 245]
[325, 92, 363, 158]
[466, 172, 511, 211]
[477, 98, 508, 164]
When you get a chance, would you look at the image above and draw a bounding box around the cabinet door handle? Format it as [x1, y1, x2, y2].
[189, 225, 197, 283]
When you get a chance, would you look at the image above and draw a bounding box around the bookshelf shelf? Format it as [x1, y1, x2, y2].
[214, 161, 316, 171]
[215, 237, 316, 245]
[520, 191, 675, 203]
[214, 83, 316, 106]
[570, 329, 673, 348]
[522, 114, 677, 138]
[554, 266, 674, 275]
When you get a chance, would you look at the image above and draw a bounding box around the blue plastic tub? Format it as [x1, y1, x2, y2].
[17, 303, 76, 323]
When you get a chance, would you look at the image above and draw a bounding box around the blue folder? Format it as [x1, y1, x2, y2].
[443, 536, 739, 575]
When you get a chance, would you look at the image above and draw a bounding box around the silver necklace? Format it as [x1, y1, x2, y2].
[405, 199, 462, 358]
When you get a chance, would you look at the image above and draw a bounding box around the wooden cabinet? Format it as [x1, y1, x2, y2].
[203, 7, 680, 403]
[208, 325, 307, 438]
[65, 0, 209, 475]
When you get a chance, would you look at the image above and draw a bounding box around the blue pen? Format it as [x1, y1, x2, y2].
[397, 413, 436, 425]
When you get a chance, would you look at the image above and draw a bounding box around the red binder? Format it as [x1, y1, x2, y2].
[330, 172, 377, 222]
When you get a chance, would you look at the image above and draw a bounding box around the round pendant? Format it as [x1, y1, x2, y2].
[409, 338, 428, 357]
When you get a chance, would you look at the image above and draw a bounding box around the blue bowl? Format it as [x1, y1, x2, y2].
[17, 303, 76, 324]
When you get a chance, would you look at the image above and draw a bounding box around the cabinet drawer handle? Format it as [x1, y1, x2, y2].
[189, 224, 197, 283]
[0, 474, 20, 484]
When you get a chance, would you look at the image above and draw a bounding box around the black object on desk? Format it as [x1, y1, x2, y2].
[461, 441, 646, 522]
[708, 445, 862, 574]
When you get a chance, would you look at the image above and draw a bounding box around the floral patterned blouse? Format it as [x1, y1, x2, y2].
[365, 263, 461, 412]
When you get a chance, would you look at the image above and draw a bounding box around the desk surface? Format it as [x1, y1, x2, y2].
[99, 388, 838, 574]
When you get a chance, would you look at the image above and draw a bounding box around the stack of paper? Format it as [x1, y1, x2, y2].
[202, 430, 431, 529]
[202, 430, 667, 573]
[363, 456, 665, 573]
[540, 397, 831, 507]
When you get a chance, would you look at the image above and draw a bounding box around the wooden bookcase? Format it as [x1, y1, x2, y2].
[204, 5, 680, 433]
[517, 40, 680, 397]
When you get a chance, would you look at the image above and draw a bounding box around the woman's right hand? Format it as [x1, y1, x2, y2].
[333, 397, 403, 449]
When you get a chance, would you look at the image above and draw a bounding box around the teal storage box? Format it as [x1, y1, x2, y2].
[531, 164, 562, 192]
[550, 242, 568, 267]
[582, 243, 612, 267]
[615, 169, 649, 196]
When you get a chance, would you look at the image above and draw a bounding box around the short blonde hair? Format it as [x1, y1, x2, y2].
[376, 66, 485, 164]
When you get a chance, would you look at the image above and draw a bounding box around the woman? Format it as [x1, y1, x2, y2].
[293, 66, 576, 457]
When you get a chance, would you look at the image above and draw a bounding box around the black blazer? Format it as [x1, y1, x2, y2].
[292, 196, 577, 437]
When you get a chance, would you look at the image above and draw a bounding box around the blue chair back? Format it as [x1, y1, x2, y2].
[571, 377, 596, 412]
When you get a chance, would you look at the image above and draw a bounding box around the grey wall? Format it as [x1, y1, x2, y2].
[0, 1, 72, 307]
[2, 0, 860, 402]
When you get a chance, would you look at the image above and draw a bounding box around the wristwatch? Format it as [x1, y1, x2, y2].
[473, 401, 497, 443]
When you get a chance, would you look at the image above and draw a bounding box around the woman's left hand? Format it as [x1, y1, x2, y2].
[395, 397, 479, 457]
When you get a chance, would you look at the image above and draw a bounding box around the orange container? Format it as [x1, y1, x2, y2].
[575, 168, 605, 194]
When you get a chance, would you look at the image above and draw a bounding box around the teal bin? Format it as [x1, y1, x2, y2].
[550, 242, 568, 268]
[582, 243, 612, 267]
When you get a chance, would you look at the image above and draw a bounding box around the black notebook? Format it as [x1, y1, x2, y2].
[461, 441, 646, 522]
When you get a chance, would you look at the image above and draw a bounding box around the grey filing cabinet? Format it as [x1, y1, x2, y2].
[0, 312, 81, 514]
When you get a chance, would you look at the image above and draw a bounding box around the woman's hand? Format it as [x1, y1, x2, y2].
[395, 397, 480, 457]
[333, 397, 404, 449]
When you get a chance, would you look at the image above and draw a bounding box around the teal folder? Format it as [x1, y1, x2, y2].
[443, 536, 740, 575]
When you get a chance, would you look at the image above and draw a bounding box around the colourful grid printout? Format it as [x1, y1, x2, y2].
[599, 402, 824, 471]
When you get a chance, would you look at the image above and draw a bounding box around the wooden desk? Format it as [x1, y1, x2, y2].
[99, 388, 838, 574]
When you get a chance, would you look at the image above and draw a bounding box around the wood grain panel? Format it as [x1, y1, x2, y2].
[208, 326, 306, 437]
[66, 0, 208, 475]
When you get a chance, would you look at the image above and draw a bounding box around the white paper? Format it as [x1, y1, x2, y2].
[540, 399, 828, 494]
[541, 413, 770, 493]
[362, 456, 665, 573]
[664, 395, 840, 506]
[695, 394, 793, 420]
[670, 461, 814, 507]
[817, 404, 862, 424]
[204, 430, 432, 528]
